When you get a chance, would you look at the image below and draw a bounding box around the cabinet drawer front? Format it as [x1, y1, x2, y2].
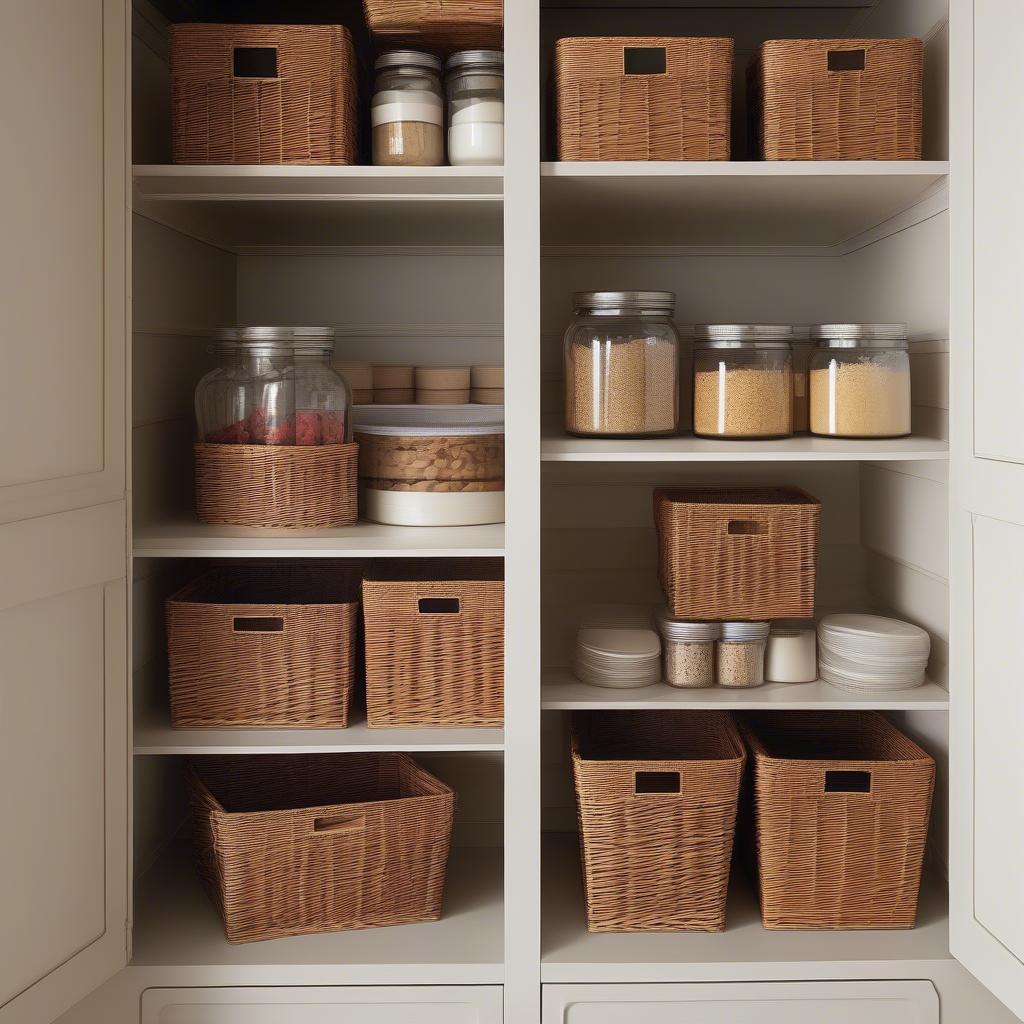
[544, 981, 938, 1024]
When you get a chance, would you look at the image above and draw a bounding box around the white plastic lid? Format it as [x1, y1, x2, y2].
[353, 404, 504, 437]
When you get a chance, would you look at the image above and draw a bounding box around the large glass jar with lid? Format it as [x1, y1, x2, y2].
[692, 325, 794, 439]
[292, 327, 352, 445]
[445, 50, 504, 166]
[194, 328, 244, 443]
[809, 324, 911, 438]
[371, 51, 444, 167]
[563, 291, 679, 437]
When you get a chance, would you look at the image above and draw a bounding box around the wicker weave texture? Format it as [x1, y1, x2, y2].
[166, 565, 360, 728]
[194, 442, 358, 529]
[362, 0, 502, 48]
[655, 486, 820, 620]
[362, 559, 504, 727]
[356, 432, 504, 482]
[170, 24, 357, 165]
[751, 38, 923, 161]
[188, 753, 455, 943]
[556, 37, 733, 161]
[740, 712, 935, 930]
[572, 711, 745, 933]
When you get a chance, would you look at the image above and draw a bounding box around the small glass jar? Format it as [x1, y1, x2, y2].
[563, 291, 680, 437]
[445, 50, 504, 166]
[292, 328, 352, 445]
[658, 615, 720, 689]
[194, 329, 244, 443]
[693, 325, 794, 439]
[371, 51, 445, 167]
[717, 622, 770, 688]
[809, 323, 911, 438]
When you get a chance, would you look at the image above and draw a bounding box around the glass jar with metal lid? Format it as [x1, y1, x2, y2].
[692, 325, 794, 439]
[291, 327, 352, 445]
[445, 50, 504, 166]
[194, 328, 244, 443]
[563, 291, 680, 437]
[809, 324, 911, 438]
[372, 51, 445, 167]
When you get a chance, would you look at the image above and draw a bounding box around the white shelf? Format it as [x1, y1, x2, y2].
[132, 840, 504, 984]
[541, 161, 949, 247]
[132, 518, 505, 558]
[542, 836, 950, 983]
[541, 669, 950, 712]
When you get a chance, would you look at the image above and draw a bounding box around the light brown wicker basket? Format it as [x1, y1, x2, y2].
[166, 564, 361, 728]
[654, 486, 820, 621]
[170, 23, 357, 165]
[751, 38, 923, 161]
[572, 710, 745, 932]
[194, 442, 358, 529]
[362, 559, 504, 727]
[188, 754, 455, 943]
[739, 712, 935, 930]
[555, 36, 733, 161]
[362, 0, 502, 49]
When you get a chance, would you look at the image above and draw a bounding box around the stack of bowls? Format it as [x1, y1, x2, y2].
[818, 613, 930, 691]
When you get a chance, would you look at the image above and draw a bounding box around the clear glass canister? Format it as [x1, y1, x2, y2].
[693, 325, 794, 439]
[194, 328, 244, 443]
[563, 291, 680, 437]
[292, 328, 352, 445]
[658, 615, 720, 689]
[371, 51, 444, 167]
[717, 622, 770, 688]
[445, 50, 504, 166]
[809, 323, 911, 438]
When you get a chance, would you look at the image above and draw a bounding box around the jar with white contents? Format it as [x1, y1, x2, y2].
[445, 50, 504, 166]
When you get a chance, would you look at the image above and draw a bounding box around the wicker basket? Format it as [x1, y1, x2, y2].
[654, 486, 820, 621]
[555, 37, 733, 161]
[362, 559, 503, 727]
[572, 710, 745, 932]
[187, 754, 455, 943]
[170, 24, 357, 165]
[194, 442, 358, 529]
[166, 564, 361, 728]
[739, 712, 935, 930]
[362, 0, 502, 49]
[751, 38, 923, 161]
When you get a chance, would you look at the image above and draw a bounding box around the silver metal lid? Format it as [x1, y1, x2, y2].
[375, 50, 442, 72]
[811, 323, 908, 348]
[235, 326, 335, 352]
[694, 324, 793, 349]
[445, 49, 504, 72]
[573, 290, 676, 313]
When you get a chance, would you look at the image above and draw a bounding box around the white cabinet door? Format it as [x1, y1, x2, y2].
[0, 2, 129, 1024]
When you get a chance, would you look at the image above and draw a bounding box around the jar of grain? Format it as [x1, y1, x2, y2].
[693, 325, 794, 439]
[563, 291, 680, 437]
[657, 612, 720, 689]
[809, 324, 911, 438]
[371, 51, 444, 167]
[717, 621, 769, 688]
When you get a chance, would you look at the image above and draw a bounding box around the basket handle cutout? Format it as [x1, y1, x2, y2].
[418, 597, 461, 614]
[824, 770, 872, 793]
[727, 520, 768, 536]
[313, 812, 365, 835]
[828, 49, 866, 72]
[623, 47, 667, 75]
[233, 46, 279, 79]
[233, 616, 284, 633]
[635, 771, 681, 794]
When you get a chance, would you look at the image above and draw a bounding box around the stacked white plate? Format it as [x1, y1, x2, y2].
[818, 613, 930, 692]
[572, 607, 661, 689]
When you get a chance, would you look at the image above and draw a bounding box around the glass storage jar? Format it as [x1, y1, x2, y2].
[292, 328, 352, 445]
[658, 612, 720, 689]
[194, 328, 244, 443]
[563, 291, 680, 437]
[372, 51, 445, 167]
[693, 325, 794, 439]
[717, 621, 770, 688]
[445, 50, 504, 166]
[809, 323, 911, 438]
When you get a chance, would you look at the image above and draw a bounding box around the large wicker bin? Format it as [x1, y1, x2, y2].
[362, 0, 502, 49]
[739, 712, 935, 930]
[654, 486, 820, 621]
[750, 38, 923, 161]
[555, 36, 733, 161]
[166, 564, 360, 728]
[187, 754, 455, 943]
[572, 711, 745, 932]
[362, 559, 504, 728]
[170, 23, 357, 165]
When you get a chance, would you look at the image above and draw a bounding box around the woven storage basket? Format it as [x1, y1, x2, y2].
[170, 24, 357, 165]
[751, 38, 923, 161]
[654, 486, 820, 620]
[572, 710, 745, 932]
[166, 564, 360, 728]
[187, 753, 455, 943]
[362, 0, 502, 49]
[362, 559, 503, 727]
[555, 36, 733, 161]
[194, 442, 358, 529]
[739, 712, 935, 930]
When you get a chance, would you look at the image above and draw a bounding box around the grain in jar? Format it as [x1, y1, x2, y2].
[657, 613, 720, 689]
[371, 52, 444, 167]
[717, 621, 769, 688]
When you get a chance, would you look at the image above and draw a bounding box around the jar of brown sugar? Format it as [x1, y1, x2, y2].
[371, 51, 445, 167]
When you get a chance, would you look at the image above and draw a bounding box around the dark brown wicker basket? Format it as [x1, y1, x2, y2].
[188, 754, 455, 943]
[362, 559, 504, 728]
[555, 36, 733, 161]
[194, 442, 358, 529]
[572, 711, 745, 932]
[654, 486, 820, 620]
[739, 712, 935, 930]
[750, 38, 923, 161]
[170, 23, 357, 165]
[362, 0, 502, 48]
[166, 564, 361, 728]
